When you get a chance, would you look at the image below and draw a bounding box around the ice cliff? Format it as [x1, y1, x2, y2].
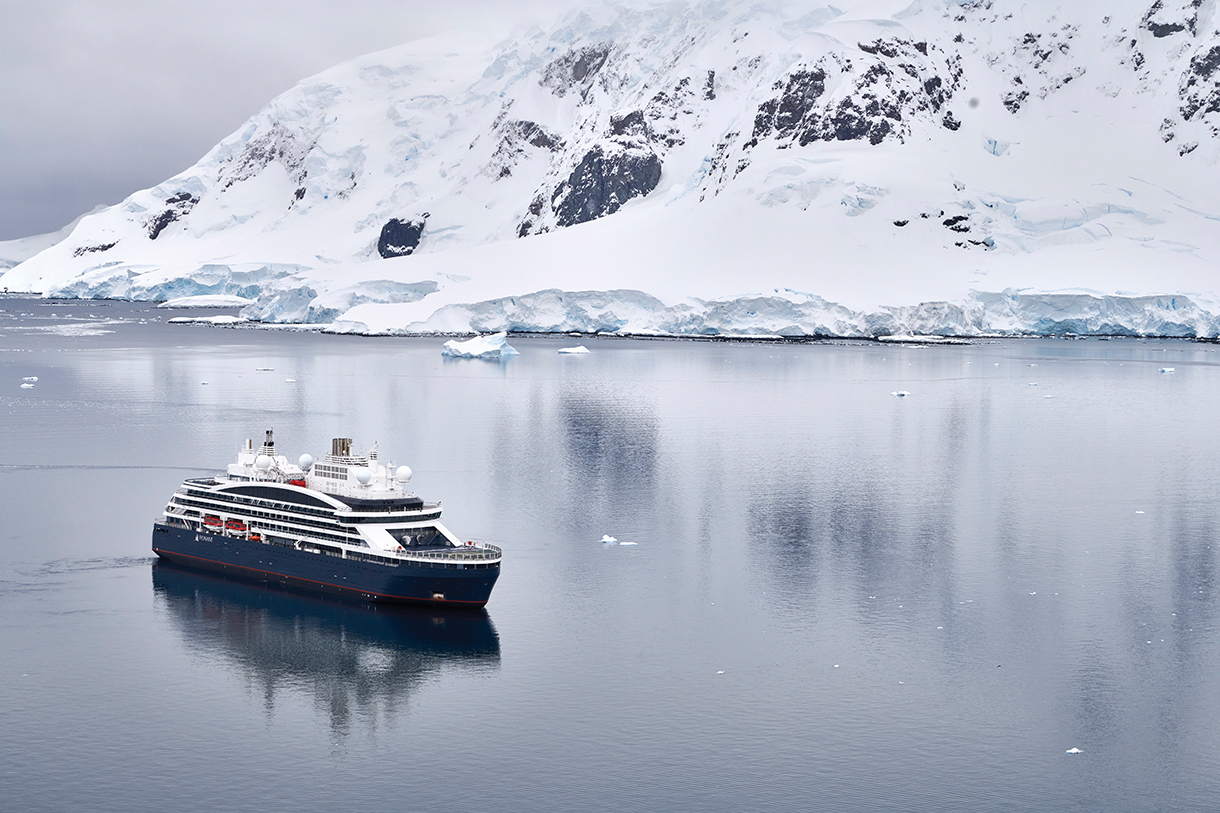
[5, 0, 1220, 338]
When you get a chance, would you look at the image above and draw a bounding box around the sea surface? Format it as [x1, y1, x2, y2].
[2, 297, 1220, 812]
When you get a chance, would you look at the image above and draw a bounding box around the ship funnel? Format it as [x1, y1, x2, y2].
[331, 437, 352, 457]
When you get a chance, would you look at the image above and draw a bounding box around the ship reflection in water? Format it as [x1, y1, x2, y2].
[152, 560, 501, 733]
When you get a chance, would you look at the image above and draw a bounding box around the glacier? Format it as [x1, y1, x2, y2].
[4, 0, 1220, 338]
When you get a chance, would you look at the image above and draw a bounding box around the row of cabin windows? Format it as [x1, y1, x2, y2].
[313, 463, 347, 480]
[174, 495, 360, 540]
[187, 487, 335, 518]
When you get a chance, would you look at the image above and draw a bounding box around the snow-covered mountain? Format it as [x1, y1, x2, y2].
[5, 0, 1220, 337]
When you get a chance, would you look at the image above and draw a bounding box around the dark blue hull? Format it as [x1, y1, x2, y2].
[152, 522, 500, 606]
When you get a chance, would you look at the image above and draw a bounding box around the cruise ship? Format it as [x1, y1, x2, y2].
[151, 431, 501, 605]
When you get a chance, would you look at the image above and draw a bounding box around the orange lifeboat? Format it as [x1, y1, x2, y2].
[225, 519, 248, 532]
[203, 515, 222, 528]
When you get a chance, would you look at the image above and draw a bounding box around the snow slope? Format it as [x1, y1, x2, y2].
[5, 0, 1220, 337]
[0, 205, 107, 273]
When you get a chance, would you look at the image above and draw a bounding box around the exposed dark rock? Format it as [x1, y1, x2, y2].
[1141, 0, 1200, 38]
[1180, 45, 1220, 119]
[750, 40, 960, 148]
[704, 70, 716, 100]
[294, 187, 306, 200]
[513, 120, 563, 150]
[1003, 89, 1029, 113]
[609, 110, 650, 138]
[943, 215, 971, 232]
[893, 220, 909, 227]
[942, 110, 961, 130]
[72, 242, 117, 257]
[219, 122, 313, 191]
[146, 193, 200, 240]
[550, 141, 662, 228]
[540, 45, 611, 97]
[484, 118, 564, 181]
[377, 217, 427, 258]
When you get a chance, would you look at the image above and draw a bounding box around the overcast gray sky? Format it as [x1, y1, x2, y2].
[0, 0, 568, 240]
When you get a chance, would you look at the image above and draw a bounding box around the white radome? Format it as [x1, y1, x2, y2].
[255, 454, 272, 471]
[396, 465, 412, 483]
[298, 453, 314, 470]
[355, 467, 372, 485]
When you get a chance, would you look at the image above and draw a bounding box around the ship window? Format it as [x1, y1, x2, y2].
[398, 526, 453, 548]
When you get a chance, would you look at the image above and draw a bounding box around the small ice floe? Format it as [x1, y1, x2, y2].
[22, 376, 37, 382]
[619, 541, 638, 546]
[1044, 395, 1053, 398]
[1028, 382, 1038, 386]
[716, 670, 725, 675]
[255, 367, 274, 371]
[601, 535, 618, 544]
[200, 381, 209, 385]
[1135, 510, 1145, 514]
[1159, 367, 1175, 373]
[285, 378, 296, 383]
[441, 332, 519, 361]
[20, 382, 34, 389]
[891, 390, 911, 397]
[1066, 748, 1082, 754]
[558, 345, 590, 355]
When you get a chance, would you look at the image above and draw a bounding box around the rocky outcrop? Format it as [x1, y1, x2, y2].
[1141, 0, 1202, 38]
[749, 39, 962, 147]
[146, 192, 199, 240]
[540, 44, 613, 98]
[549, 140, 663, 228]
[377, 217, 427, 258]
[1180, 44, 1220, 120]
[484, 118, 564, 180]
[219, 121, 314, 191]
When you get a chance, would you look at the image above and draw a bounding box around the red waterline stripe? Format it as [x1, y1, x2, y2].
[152, 548, 487, 605]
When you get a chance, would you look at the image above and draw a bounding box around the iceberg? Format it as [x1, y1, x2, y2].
[441, 332, 519, 361]
[558, 345, 591, 354]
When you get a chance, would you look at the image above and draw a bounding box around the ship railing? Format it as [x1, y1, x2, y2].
[397, 542, 502, 563]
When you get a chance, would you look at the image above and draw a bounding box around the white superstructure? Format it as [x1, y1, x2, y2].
[161, 431, 500, 567]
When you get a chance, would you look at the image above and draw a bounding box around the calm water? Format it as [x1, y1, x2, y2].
[3, 297, 1220, 812]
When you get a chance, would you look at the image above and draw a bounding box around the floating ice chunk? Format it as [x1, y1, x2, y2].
[1066, 748, 1082, 754]
[20, 382, 34, 389]
[1135, 510, 1145, 514]
[891, 390, 911, 397]
[200, 381, 209, 385]
[717, 670, 725, 674]
[22, 376, 37, 381]
[619, 541, 638, 546]
[601, 535, 617, 544]
[285, 378, 296, 383]
[256, 367, 274, 371]
[1159, 367, 1175, 373]
[1028, 382, 1038, 386]
[558, 345, 590, 354]
[442, 332, 519, 360]
[1044, 395, 1053, 398]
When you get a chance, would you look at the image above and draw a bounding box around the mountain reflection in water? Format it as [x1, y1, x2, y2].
[152, 560, 500, 733]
